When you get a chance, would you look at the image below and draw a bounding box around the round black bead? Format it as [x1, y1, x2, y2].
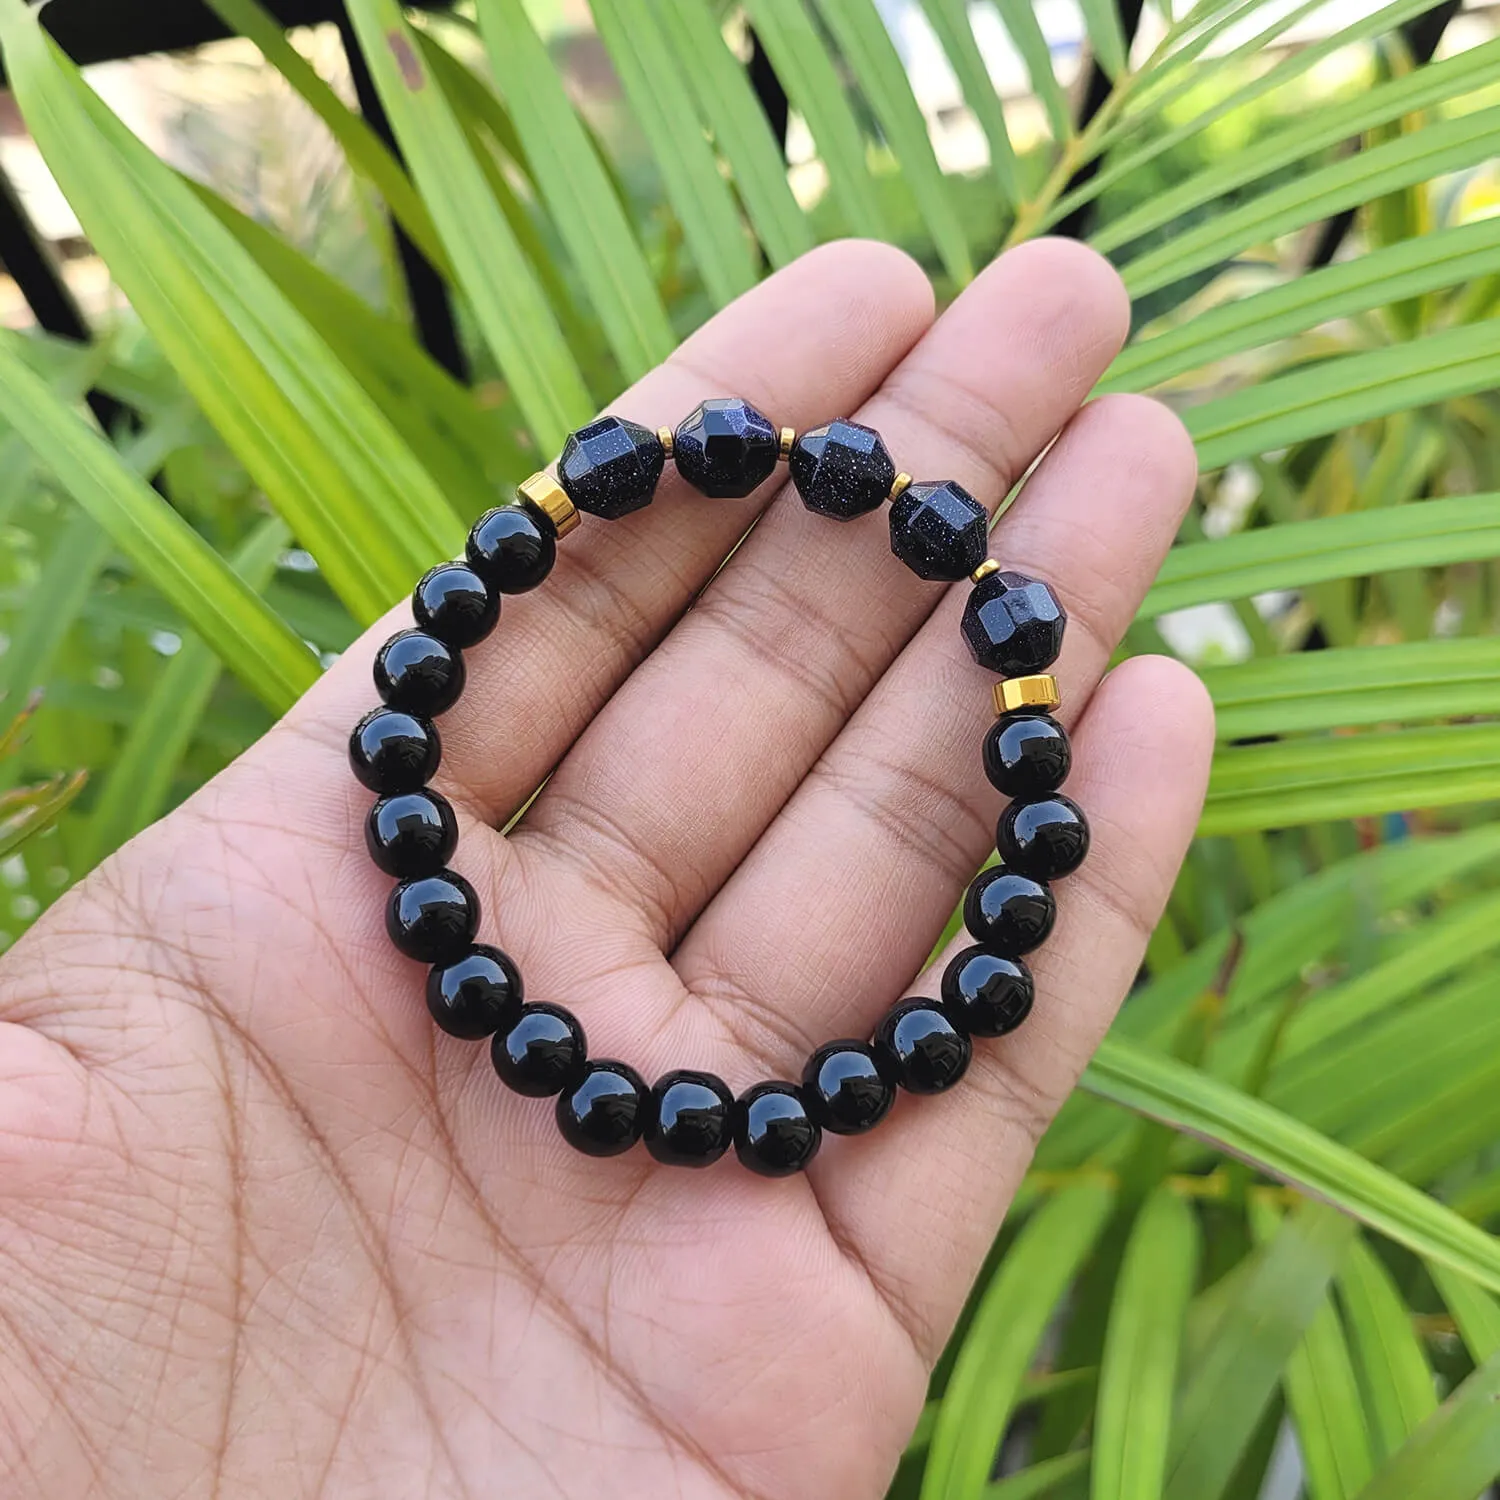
[888, 480, 988, 581]
[997, 794, 1090, 881]
[557, 1059, 649, 1157]
[874, 1000, 972, 1094]
[801, 1041, 895, 1135]
[963, 866, 1056, 956]
[426, 944, 522, 1040]
[491, 1003, 586, 1097]
[941, 947, 1034, 1038]
[789, 419, 895, 521]
[467, 504, 556, 593]
[559, 415, 665, 519]
[961, 571, 1066, 675]
[733, 1081, 821, 1177]
[349, 707, 440, 794]
[412, 562, 499, 649]
[646, 1069, 735, 1168]
[673, 397, 779, 499]
[374, 629, 465, 718]
[385, 870, 480, 964]
[365, 789, 457, 878]
[983, 712, 1071, 799]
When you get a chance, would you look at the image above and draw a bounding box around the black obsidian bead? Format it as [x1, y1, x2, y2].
[941, 946, 1034, 1038]
[961, 571, 1066, 676]
[733, 1081, 822, 1177]
[557, 1059, 649, 1157]
[412, 562, 499, 649]
[801, 1041, 896, 1135]
[997, 794, 1090, 881]
[385, 870, 480, 964]
[365, 788, 457, 878]
[374, 629, 465, 718]
[963, 866, 1056, 956]
[874, 1000, 972, 1094]
[349, 707, 440, 794]
[646, 1069, 735, 1168]
[673, 398, 779, 499]
[426, 944, 522, 1040]
[559, 415, 665, 519]
[983, 712, 1071, 799]
[467, 504, 556, 593]
[492, 1003, 586, 1096]
[789, 419, 895, 521]
[889, 480, 989, 581]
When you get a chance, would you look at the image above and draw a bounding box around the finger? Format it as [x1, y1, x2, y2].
[518, 240, 1129, 945]
[806, 657, 1213, 1362]
[673, 392, 1197, 1064]
[271, 241, 935, 824]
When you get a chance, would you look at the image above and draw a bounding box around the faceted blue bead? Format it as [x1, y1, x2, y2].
[558, 416, 665, 520]
[789, 419, 895, 520]
[961, 570, 1067, 675]
[889, 480, 988, 581]
[674, 398, 779, 499]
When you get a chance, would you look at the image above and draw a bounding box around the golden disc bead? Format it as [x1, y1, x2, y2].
[993, 675, 1061, 715]
[517, 472, 580, 539]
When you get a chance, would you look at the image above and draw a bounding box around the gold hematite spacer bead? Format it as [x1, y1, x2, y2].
[889, 472, 913, 502]
[657, 425, 675, 459]
[517, 471, 580, 538]
[971, 559, 1002, 584]
[994, 675, 1061, 715]
[778, 426, 796, 461]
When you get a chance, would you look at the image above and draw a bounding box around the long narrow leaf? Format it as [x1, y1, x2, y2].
[1078, 0, 1128, 78]
[1428, 1262, 1500, 1364]
[473, 0, 674, 378]
[919, 0, 1019, 203]
[995, 0, 1072, 139]
[1083, 1039, 1500, 1294]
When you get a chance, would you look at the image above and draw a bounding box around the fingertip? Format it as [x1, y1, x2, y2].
[996, 237, 1131, 363]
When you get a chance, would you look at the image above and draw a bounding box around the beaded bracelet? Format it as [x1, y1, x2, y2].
[348, 399, 1089, 1177]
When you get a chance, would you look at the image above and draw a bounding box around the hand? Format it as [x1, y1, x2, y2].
[0, 241, 1212, 1499]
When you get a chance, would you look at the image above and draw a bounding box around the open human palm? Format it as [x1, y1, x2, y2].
[0, 241, 1212, 1499]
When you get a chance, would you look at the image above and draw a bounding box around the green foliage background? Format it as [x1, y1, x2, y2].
[1, 0, 1499, 1493]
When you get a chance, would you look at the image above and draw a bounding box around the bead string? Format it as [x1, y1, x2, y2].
[348, 399, 1089, 1177]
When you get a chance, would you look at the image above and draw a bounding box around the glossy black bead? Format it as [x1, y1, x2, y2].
[385, 870, 480, 964]
[467, 504, 556, 593]
[874, 1000, 972, 1094]
[673, 397, 779, 499]
[492, 1003, 586, 1096]
[412, 562, 499, 649]
[646, 1069, 735, 1168]
[733, 1081, 822, 1177]
[559, 415, 665, 519]
[801, 1040, 896, 1135]
[941, 946, 1034, 1038]
[349, 707, 440, 794]
[997, 794, 1090, 881]
[963, 865, 1056, 956]
[789, 419, 895, 521]
[426, 944, 522, 1040]
[374, 629, 465, 718]
[557, 1059, 649, 1157]
[983, 712, 1071, 799]
[365, 789, 457, 878]
[888, 480, 988, 581]
[961, 570, 1066, 676]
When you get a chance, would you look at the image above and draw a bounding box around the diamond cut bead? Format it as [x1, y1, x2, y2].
[961, 570, 1067, 675]
[788, 419, 895, 520]
[558, 416, 665, 520]
[673, 398, 779, 498]
[888, 480, 988, 581]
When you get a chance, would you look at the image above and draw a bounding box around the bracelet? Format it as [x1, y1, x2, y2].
[347, 399, 1088, 1177]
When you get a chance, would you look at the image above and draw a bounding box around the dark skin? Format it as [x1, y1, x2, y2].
[0, 240, 1212, 1498]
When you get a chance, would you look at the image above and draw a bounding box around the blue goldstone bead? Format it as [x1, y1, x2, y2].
[674, 398, 779, 499]
[889, 480, 989, 581]
[789, 419, 895, 521]
[558, 416, 665, 520]
[961, 571, 1067, 676]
